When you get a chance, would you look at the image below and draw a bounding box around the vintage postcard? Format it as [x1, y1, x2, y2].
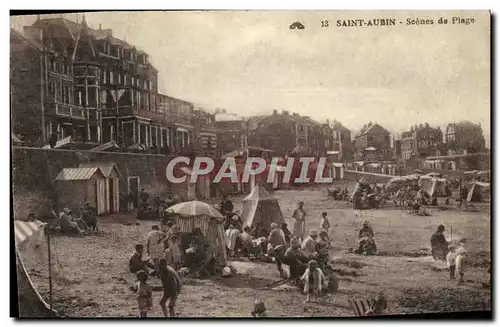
[10, 10, 490, 318]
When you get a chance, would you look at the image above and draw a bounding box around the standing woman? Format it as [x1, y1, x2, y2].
[353, 190, 363, 218]
[292, 201, 307, 242]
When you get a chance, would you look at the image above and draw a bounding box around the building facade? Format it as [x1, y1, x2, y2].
[445, 121, 486, 155]
[353, 122, 392, 161]
[12, 16, 218, 155]
[245, 110, 331, 157]
[331, 120, 352, 161]
[214, 110, 246, 154]
[401, 123, 443, 161]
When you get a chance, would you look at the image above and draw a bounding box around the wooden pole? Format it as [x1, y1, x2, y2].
[450, 225, 453, 243]
[46, 227, 53, 311]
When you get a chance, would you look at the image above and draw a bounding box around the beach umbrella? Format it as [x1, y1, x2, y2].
[165, 200, 224, 220]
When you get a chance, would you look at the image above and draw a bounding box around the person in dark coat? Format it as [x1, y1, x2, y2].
[281, 223, 292, 245]
[430, 224, 449, 261]
[353, 190, 363, 216]
[49, 132, 58, 148]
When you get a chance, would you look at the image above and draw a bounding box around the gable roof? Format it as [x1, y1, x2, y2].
[55, 167, 104, 181]
[10, 28, 43, 51]
[355, 123, 390, 138]
[78, 162, 120, 178]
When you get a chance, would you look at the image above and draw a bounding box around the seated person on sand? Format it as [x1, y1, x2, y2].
[268, 223, 287, 253]
[301, 229, 319, 260]
[357, 221, 377, 255]
[129, 244, 151, 274]
[283, 238, 309, 283]
[59, 208, 85, 235]
[80, 202, 97, 231]
[238, 226, 262, 257]
[273, 244, 288, 279]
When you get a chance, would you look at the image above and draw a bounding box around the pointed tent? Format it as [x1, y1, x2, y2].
[241, 184, 284, 232]
[467, 181, 490, 203]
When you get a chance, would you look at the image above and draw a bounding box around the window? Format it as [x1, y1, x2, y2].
[110, 71, 114, 85]
[77, 91, 83, 106]
[118, 74, 121, 84]
[103, 71, 107, 84]
[131, 76, 135, 86]
[368, 136, 373, 142]
[124, 74, 128, 85]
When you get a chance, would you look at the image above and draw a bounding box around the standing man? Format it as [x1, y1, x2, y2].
[292, 201, 307, 242]
[146, 225, 165, 276]
[158, 258, 182, 317]
[459, 183, 469, 209]
[220, 195, 234, 225]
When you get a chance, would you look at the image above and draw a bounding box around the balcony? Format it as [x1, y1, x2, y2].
[102, 105, 135, 117]
[46, 102, 86, 120]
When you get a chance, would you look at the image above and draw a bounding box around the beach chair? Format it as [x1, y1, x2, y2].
[348, 298, 375, 316]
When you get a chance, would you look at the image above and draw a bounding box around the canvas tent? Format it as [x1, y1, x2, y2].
[241, 184, 284, 233]
[15, 219, 58, 317]
[419, 176, 447, 197]
[467, 181, 490, 203]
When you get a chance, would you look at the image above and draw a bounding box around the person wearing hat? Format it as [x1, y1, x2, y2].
[446, 244, 458, 279]
[158, 258, 182, 317]
[301, 229, 319, 259]
[292, 201, 307, 241]
[284, 238, 308, 282]
[300, 259, 326, 303]
[59, 207, 84, 235]
[430, 225, 449, 261]
[281, 223, 292, 245]
[268, 223, 286, 251]
[131, 270, 153, 317]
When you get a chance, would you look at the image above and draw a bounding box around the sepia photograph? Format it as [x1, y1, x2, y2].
[10, 10, 491, 318]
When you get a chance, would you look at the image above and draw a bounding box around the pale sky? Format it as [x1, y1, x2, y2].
[10, 11, 490, 144]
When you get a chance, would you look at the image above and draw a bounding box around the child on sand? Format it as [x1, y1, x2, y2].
[300, 260, 326, 303]
[320, 212, 330, 233]
[455, 247, 468, 285]
[131, 270, 153, 317]
[251, 299, 267, 317]
[446, 244, 458, 280]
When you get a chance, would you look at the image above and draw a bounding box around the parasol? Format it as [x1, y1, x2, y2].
[165, 200, 224, 220]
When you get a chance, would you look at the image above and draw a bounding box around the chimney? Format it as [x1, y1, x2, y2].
[23, 26, 43, 43]
[326, 119, 330, 126]
[99, 23, 102, 30]
[215, 109, 220, 114]
[221, 109, 226, 114]
[273, 109, 278, 115]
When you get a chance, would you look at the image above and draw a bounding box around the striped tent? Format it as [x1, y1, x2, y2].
[14, 219, 58, 317]
[15, 220, 46, 249]
[166, 201, 227, 266]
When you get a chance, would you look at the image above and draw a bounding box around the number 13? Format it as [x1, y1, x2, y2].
[321, 20, 329, 27]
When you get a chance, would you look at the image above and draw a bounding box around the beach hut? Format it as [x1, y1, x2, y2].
[79, 163, 120, 213]
[55, 167, 107, 215]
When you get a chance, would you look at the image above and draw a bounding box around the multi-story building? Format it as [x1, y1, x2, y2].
[11, 25, 88, 146]
[14, 15, 219, 155]
[353, 122, 392, 161]
[214, 109, 246, 154]
[245, 110, 331, 157]
[445, 121, 486, 155]
[401, 123, 444, 161]
[330, 120, 352, 161]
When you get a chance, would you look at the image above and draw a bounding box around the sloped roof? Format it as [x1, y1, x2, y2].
[78, 162, 120, 178]
[355, 123, 390, 138]
[55, 167, 103, 181]
[331, 121, 350, 132]
[10, 28, 43, 51]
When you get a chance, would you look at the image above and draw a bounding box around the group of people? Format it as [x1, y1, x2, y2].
[128, 221, 218, 317]
[56, 203, 97, 236]
[430, 224, 468, 284]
